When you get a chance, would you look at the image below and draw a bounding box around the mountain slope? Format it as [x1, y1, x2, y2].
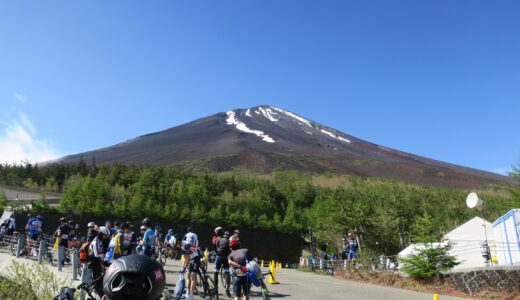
[57, 105, 515, 188]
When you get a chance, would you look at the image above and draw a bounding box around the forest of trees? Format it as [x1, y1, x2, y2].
[1, 160, 519, 254]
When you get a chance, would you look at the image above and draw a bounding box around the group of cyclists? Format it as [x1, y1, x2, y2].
[3, 213, 261, 300]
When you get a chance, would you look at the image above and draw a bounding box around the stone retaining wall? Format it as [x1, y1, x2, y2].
[447, 267, 520, 295]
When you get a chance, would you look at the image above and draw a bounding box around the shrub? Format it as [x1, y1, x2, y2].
[0, 260, 70, 300]
[400, 243, 459, 280]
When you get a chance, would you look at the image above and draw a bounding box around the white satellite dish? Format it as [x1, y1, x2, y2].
[466, 192, 483, 209]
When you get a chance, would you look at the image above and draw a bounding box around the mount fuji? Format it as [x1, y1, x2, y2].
[56, 105, 514, 188]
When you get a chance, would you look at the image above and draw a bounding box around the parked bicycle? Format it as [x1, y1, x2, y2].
[10, 231, 54, 266]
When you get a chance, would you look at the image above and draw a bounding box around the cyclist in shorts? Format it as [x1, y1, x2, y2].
[228, 239, 254, 300]
[26, 214, 43, 255]
[213, 226, 231, 297]
[56, 217, 72, 265]
[181, 226, 200, 300]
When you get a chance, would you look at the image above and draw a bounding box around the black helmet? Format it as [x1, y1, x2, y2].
[103, 254, 166, 300]
[214, 226, 224, 236]
[142, 218, 151, 226]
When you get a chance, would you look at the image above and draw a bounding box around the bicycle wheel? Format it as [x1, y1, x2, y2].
[45, 250, 54, 266]
[205, 275, 219, 300]
[10, 239, 18, 256]
[159, 248, 167, 266]
[220, 269, 230, 292]
[196, 271, 207, 298]
[261, 281, 271, 300]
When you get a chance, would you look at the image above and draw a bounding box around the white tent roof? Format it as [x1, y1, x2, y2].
[445, 216, 494, 242]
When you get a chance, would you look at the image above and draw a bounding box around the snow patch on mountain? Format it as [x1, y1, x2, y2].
[320, 129, 351, 143]
[270, 106, 313, 127]
[226, 111, 275, 143]
[245, 109, 252, 117]
[258, 107, 279, 122]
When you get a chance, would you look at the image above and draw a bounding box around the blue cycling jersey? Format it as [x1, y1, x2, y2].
[143, 228, 155, 249]
[28, 218, 43, 236]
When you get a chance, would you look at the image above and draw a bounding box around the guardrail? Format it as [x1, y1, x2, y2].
[299, 256, 399, 276]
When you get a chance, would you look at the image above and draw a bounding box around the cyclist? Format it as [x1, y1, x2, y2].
[181, 226, 200, 300]
[6, 211, 15, 235]
[165, 229, 177, 258]
[154, 226, 163, 245]
[87, 222, 98, 242]
[108, 222, 135, 260]
[346, 231, 358, 261]
[140, 218, 155, 257]
[228, 239, 255, 300]
[25, 214, 43, 255]
[88, 226, 111, 296]
[213, 226, 231, 297]
[56, 217, 72, 265]
[164, 228, 174, 244]
[229, 229, 240, 243]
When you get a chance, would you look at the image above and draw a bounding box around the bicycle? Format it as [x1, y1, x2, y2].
[52, 272, 104, 300]
[10, 231, 54, 266]
[258, 271, 272, 300]
[195, 258, 219, 300]
[151, 242, 167, 266]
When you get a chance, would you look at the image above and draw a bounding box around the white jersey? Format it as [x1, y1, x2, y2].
[184, 232, 198, 247]
[168, 236, 177, 246]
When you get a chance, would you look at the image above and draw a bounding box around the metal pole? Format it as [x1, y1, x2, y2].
[72, 249, 79, 280]
[57, 245, 64, 271]
[16, 235, 24, 258]
[38, 239, 46, 264]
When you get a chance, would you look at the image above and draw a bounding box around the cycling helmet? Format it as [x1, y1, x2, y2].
[155, 226, 161, 231]
[87, 222, 96, 228]
[103, 254, 165, 300]
[214, 226, 224, 235]
[168, 229, 174, 234]
[142, 218, 151, 226]
[100, 227, 110, 236]
[36, 215, 42, 219]
[59, 217, 67, 223]
[140, 226, 146, 231]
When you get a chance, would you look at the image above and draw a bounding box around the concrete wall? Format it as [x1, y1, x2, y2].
[447, 266, 520, 295]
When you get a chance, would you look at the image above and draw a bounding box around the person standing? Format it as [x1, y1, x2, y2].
[56, 217, 72, 265]
[228, 240, 254, 300]
[182, 226, 200, 300]
[229, 229, 240, 243]
[346, 232, 358, 261]
[88, 227, 110, 296]
[6, 211, 15, 235]
[140, 218, 155, 257]
[213, 226, 231, 297]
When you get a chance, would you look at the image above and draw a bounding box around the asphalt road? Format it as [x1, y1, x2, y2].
[0, 247, 466, 300]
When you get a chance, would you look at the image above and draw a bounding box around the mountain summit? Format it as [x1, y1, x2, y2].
[57, 105, 514, 188]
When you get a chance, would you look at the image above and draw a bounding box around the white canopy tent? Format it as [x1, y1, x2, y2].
[398, 216, 495, 270]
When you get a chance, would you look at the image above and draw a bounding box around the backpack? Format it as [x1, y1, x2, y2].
[79, 241, 91, 264]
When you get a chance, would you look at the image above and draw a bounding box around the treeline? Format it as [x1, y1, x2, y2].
[1, 161, 519, 254]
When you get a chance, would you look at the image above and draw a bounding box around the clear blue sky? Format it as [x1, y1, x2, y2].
[0, 1, 519, 174]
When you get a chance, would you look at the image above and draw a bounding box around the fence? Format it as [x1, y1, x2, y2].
[299, 255, 399, 276]
[1, 232, 82, 281]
